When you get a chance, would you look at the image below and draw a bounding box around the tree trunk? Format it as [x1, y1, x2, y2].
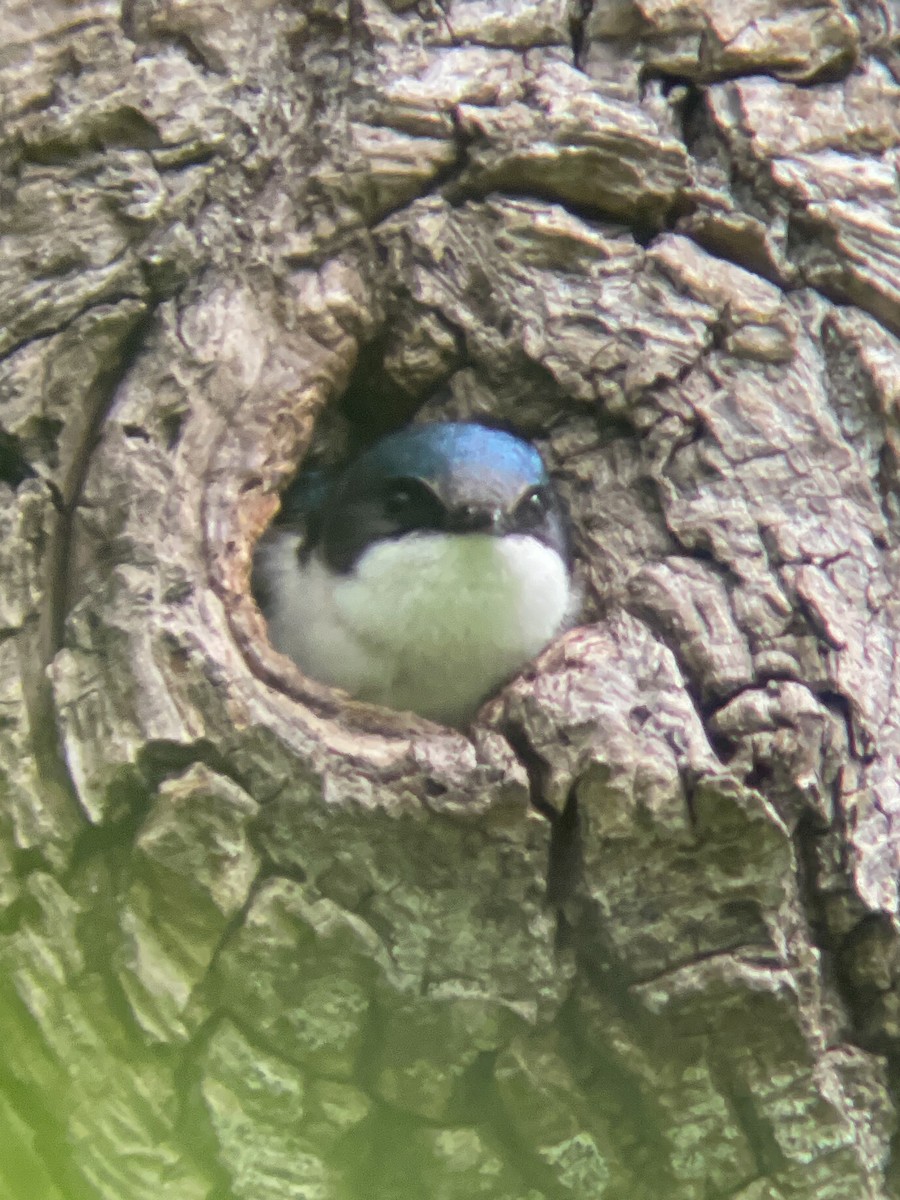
[2, 1, 900, 1197]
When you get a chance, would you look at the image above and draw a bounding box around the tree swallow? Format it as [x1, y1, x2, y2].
[252, 422, 574, 726]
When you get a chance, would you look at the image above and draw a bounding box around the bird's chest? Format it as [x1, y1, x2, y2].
[332, 532, 569, 721]
[256, 529, 570, 724]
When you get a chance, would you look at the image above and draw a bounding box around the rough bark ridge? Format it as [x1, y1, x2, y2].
[1, 0, 900, 1197]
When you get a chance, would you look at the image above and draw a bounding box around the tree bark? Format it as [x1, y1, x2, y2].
[2, 1, 900, 1197]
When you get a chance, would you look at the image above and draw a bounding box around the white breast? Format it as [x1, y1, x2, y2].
[256, 531, 571, 725]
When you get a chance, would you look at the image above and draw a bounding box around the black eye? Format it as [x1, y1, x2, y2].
[385, 480, 420, 516]
[514, 486, 550, 528]
[382, 477, 444, 529]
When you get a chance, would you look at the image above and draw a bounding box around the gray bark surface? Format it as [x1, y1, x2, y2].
[1, 1, 900, 1197]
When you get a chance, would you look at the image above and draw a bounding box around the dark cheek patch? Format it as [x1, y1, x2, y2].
[321, 495, 445, 575]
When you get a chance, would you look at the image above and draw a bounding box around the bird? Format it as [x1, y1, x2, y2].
[251, 421, 574, 726]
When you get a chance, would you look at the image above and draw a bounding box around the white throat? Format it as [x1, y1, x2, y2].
[257, 530, 572, 725]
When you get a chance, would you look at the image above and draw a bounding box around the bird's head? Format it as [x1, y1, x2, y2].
[310, 422, 568, 573]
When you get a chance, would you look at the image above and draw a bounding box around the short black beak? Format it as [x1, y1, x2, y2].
[447, 504, 504, 534]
